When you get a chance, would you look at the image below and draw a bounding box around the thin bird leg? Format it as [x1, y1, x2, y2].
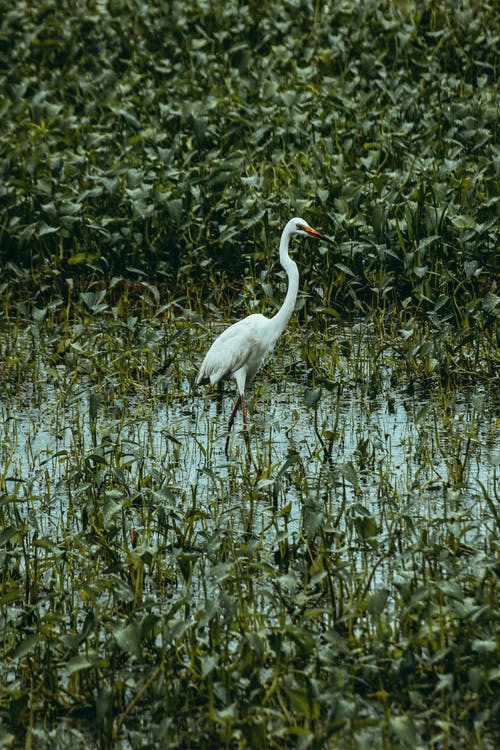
[240, 395, 247, 430]
[227, 395, 242, 432]
[240, 395, 250, 449]
[225, 395, 242, 453]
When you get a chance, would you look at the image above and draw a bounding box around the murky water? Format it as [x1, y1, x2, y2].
[0, 323, 498, 654]
[3, 368, 497, 539]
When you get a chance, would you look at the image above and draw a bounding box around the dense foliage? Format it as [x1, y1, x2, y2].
[0, 0, 498, 320]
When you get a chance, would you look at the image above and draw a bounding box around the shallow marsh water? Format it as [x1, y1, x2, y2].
[1, 319, 498, 749]
[2, 329, 497, 583]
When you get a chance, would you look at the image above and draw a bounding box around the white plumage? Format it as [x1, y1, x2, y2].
[196, 217, 329, 450]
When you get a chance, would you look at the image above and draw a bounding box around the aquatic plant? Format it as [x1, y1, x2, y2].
[0, 1, 498, 747]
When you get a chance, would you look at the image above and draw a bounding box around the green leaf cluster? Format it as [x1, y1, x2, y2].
[0, 0, 497, 323]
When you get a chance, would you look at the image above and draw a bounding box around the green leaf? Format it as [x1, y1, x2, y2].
[65, 655, 93, 675]
[390, 715, 418, 746]
[334, 262, 356, 277]
[463, 260, 480, 278]
[114, 621, 142, 657]
[355, 514, 378, 539]
[366, 588, 389, 617]
[283, 685, 319, 721]
[68, 252, 99, 265]
[12, 634, 41, 659]
[167, 198, 183, 225]
[414, 265, 428, 278]
[96, 686, 114, 725]
[434, 673, 454, 692]
[449, 214, 476, 229]
[472, 639, 497, 654]
[0, 526, 18, 546]
[200, 653, 219, 678]
[38, 222, 59, 236]
[32, 306, 47, 321]
[339, 461, 359, 488]
[482, 292, 499, 314]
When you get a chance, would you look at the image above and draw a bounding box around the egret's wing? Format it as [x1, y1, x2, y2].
[196, 314, 268, 386]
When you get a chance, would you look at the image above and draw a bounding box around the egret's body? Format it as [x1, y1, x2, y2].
[196, 217, 329, 450]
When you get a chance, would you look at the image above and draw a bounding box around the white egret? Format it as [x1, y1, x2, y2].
[195, 217, 331, 451]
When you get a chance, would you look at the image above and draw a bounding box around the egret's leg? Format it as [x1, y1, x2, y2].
[225, 395, 242, 453]
[241, 396, 250, 450]
[227, 395, 242, 432]
[240, 395, 248, 431]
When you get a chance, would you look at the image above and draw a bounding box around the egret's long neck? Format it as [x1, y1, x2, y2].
[270, 230, 299, 340]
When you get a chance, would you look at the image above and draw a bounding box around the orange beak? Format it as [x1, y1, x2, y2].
[301, 224, 332, 242]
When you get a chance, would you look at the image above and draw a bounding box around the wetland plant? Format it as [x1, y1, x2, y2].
[0, 0, 498, 747]
[0, 314, 497, 749]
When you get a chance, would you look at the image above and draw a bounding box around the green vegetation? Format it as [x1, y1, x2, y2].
[0, 1, 498, 748]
